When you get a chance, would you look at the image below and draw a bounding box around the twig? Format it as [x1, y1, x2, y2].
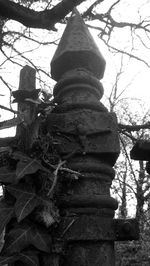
[102, 39, 150, 68]
[4, 31, 59, 46]
[82, 0, 104, 17]
[0, 76, 12, 93]
[47, 160, 66, 196]
[60, 167, 81, 177]
[60, 218, 77, 238]
[43, 157, 82, 177]
[120, 131, 137, 142]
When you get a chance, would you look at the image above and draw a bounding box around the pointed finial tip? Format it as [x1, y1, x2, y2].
[51, 9, 106, 81]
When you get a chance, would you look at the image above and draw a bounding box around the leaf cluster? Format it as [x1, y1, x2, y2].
[0, 144, 60, 265]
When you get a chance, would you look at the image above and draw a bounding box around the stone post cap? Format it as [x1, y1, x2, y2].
[51, 9, 106, 81]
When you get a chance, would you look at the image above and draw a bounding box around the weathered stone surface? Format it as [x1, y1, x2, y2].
[54, 217, 139, 242]
[53, 69, 104, 102]
[51, 9, 106, 81]
[47, 109, 117, 135]
[62, 243, 115, 266]
[57, 195, 118, 210]
[46, 110, 120, 164]
[56, 216, 115, 241]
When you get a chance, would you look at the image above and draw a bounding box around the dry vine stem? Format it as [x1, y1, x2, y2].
[47, 160, 66, 196]
[47, 160, 82, 196]
[44, 158, 82, 176]
[60, 218, 77, 238]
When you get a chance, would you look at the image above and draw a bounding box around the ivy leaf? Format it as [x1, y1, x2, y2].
[29, 224, 52, 252]
[16, 158, 42, 180]
[7, 184, 38, 222]
[0, 201, 14, 235]
[7, 183, 26, 199]
[0, 255, 17, 265]
[2, 223, 52, 255]
[0, 167, 16, 184]
[0, 253, 39, 266]
[12, 151, 51, 180]
[29, 225, 52, 253]
[19, 251, 39, 266]
[12, 152, 44, 180]
[12, 151, 30, 161]
[15, 192, 38, 222]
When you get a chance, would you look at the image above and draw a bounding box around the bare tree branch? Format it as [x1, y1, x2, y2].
[119, 122, 150, 132]
[0, 104, 18, 114]
[116, 175, 136, 196]
[82, 0, 104, 17]
[120, 131, 137, 142]
[93, 12, 150, 34]
[0, 75, 12, 92]
[107, 0, 120, 13]
[4, 31, 59, 46]
[102, 38, 150, 68]
[0, 0, 86, 30]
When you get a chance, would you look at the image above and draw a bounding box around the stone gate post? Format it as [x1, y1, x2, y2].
[47, 9, 139, 266]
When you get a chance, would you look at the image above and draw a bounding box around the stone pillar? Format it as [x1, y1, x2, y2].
[47, 9, 138, 265]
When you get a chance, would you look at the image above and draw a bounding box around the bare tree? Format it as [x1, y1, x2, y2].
[112, 100, 150, 226]
[1, 2, 150, 266]
[0, 0, 150, 97]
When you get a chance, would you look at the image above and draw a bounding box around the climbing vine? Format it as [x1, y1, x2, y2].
[0, 88, 80, 265]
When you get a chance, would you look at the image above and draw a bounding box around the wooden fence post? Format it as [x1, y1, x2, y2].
[16, 65, 38, 152]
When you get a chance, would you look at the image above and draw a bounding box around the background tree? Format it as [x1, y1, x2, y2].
[111, 97, 150, 265]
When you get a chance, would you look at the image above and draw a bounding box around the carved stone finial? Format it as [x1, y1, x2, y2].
[51, 9, 106, 81]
